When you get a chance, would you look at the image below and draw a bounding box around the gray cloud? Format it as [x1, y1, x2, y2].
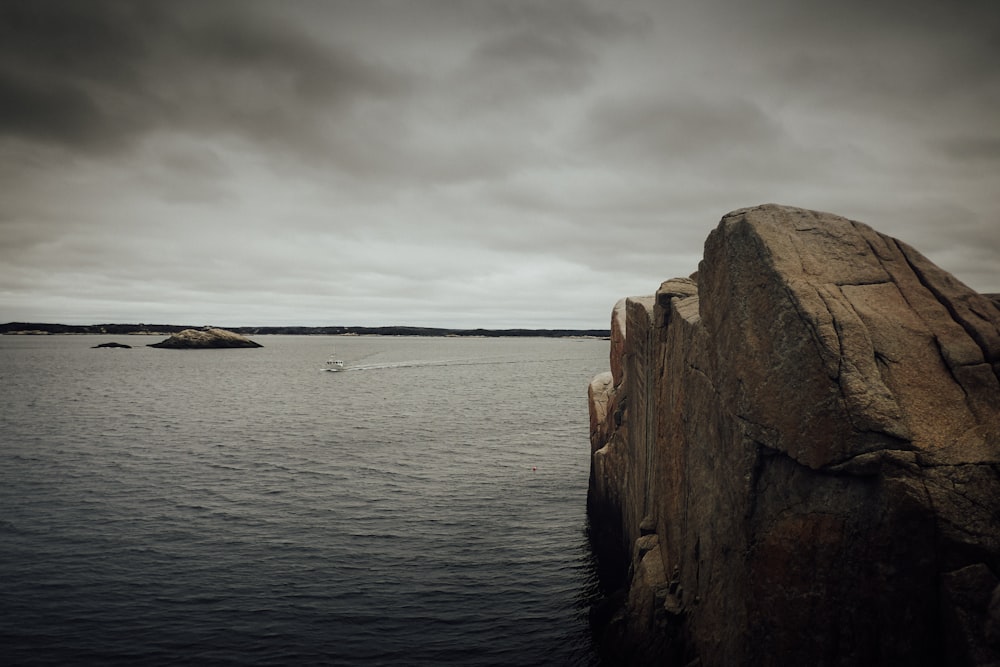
[1, 0, 998, 329]
[0, 1, 410, 161]
[933, 136, 1000, 164]
[581, 94, 786, 166]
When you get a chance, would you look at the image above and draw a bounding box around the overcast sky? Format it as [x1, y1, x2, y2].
[1, 0, 997, 329]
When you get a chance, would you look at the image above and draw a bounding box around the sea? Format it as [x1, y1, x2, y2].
[0, 334, 609, 666]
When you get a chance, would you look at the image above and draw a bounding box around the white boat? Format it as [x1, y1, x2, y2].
[324, 355, 345, 372]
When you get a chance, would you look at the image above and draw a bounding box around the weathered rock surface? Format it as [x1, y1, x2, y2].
[588, 204, 1000, 666]
[148, 328, 262, 349]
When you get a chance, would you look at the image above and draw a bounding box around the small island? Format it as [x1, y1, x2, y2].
[148, 328, 262, 349]
[92, 342, 132, 349]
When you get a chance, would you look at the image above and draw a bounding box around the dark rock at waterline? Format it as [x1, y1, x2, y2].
[93, 342, 132, 349]
[588, 204, 1000, 666]
[148, 328, 262, 349]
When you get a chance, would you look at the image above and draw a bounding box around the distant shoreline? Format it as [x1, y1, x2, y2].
[1, 322, 610, 339]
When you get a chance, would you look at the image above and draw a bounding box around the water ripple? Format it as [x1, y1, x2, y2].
[0, 336, 607, 666]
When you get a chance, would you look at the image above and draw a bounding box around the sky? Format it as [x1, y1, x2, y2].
[1, 0, 998, 329]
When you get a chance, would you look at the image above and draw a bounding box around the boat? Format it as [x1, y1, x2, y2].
[324, 355, 345, 372]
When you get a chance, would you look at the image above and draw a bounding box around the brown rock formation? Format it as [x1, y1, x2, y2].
[148, 327, 262, 349]
[587, 204, 1000, 666]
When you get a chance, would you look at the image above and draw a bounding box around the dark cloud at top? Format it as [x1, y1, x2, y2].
[0, 0, 997, 328]
[0, 3, 147, 150]
[0, 1, 409, 160]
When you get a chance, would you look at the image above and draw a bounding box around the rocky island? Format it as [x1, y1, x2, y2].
[148, 327, 262, 349]
[588, 204, 1000, 665]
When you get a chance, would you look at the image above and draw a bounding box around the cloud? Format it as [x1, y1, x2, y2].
[0, 0, 998, 328]
[0, 1, 411, 162]
[933, 136, 1000, 164]
[579, 93, 787, 169]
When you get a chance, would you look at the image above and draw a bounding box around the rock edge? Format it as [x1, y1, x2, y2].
[587, 204, 1000, 666]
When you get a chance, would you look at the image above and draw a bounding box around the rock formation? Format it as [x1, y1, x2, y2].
[587, 204, 1000, 665]
[148, 327, 262, 349]
[92, 342, 131, 349]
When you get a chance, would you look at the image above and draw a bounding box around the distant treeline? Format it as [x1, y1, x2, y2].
[1, 322, 610, 339]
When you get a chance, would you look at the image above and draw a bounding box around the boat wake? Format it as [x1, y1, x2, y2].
[323, 357, 578, 373]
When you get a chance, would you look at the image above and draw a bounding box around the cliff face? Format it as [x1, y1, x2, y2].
[588, 204, 1000, 665]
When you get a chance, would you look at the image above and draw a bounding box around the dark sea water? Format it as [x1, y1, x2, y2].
[0, 335, 609, 666]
